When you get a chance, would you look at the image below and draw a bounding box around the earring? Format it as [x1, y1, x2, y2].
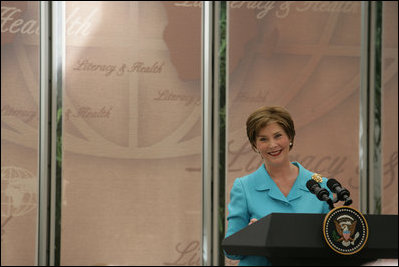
[290, 142, 293, 146]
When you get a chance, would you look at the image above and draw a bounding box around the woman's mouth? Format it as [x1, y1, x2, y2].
[268, 150, 282, 157]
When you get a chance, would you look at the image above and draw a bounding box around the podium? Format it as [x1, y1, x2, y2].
[222, 213, 398, 266]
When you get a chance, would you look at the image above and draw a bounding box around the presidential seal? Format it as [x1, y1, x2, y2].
[323, 206, 368, 255]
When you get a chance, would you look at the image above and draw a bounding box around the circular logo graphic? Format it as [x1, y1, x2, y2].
[323, 206, 368, 255]
[1, 166, 37, 217]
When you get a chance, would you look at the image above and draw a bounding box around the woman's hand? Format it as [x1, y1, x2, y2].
[248, 218, 258, 225]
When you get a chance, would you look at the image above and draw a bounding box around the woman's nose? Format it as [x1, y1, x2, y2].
[268, 140, 278, 148]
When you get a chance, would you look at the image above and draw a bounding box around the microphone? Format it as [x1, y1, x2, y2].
[327, 178, 353, 206]
[306, 180, 334, 210]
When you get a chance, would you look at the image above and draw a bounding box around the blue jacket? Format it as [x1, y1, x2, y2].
[225, 162, 331, 266]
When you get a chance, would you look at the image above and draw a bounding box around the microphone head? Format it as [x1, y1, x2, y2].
[327, 178, 340, 190]
[306, 179, 318, 193]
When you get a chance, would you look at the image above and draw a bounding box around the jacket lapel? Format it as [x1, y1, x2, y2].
[254, 162, 309, 202]
[287, 162, 309, 201]
[254, 164, 288, 202]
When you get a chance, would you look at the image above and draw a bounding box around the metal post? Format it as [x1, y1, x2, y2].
[38, 2, 51, 265]
[212, 2, 222, 266]
[359, 1, 370, 214]
[202, 1, 214, 265]
[367, 1, 382, 215]
[359, 1, 382, 215]
[50, 1, 65, 265]
[38, 1, 64, 265]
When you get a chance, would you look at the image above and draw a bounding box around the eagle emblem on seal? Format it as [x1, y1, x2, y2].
[333, 215, 360, 247]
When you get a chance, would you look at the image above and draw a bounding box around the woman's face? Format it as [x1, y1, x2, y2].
[255, 122, 291, 167]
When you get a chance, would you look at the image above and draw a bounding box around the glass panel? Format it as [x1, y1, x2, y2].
[1, 1, 39, 265]
[226, 1, 362, 264]
[382, 2, 398, 215]
[61, 1, 202, 265]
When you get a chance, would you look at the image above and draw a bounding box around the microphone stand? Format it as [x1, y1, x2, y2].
[332, 195, 353, 206]
[326, 198, 335, 210]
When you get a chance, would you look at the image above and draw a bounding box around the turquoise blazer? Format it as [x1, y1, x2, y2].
[225, 162, 331, 266]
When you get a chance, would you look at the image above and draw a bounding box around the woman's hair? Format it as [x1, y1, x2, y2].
[246, 106, 295, 151]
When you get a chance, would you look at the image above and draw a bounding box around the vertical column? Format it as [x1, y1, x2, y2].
[38, 1, 64, 265]
[202, 1, 223, 265]
[212, 2, 223, 266]
[202, 2, 214, 265]
[368, 1, 382, 215]
[359, 1, 382, 214]
[50, 1, 65, 265]
[38, 2, 51, 265]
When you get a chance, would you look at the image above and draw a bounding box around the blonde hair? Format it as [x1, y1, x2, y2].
[246, 106, 295, 151]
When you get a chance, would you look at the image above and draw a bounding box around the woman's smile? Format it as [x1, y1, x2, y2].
[267, 149, 282, 157]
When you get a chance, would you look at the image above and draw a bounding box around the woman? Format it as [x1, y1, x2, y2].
[225, 106, 331, 266]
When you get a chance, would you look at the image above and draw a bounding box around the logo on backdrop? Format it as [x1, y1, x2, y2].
[323, 206, 368, 255]
[1, 166, 37, 217]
